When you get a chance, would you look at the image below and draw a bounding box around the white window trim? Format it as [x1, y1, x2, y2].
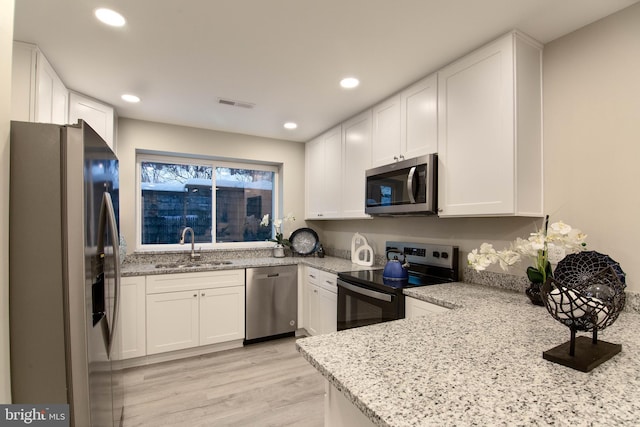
[135, 152, 281, 252]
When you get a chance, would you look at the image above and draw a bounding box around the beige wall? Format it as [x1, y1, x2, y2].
[117, 118, 306, 251]
[1, 0, 15, 403]
[543, 3, 640, 291]
[313, 3, 640, 292]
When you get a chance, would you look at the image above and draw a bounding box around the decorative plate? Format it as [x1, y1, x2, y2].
[289, 228, 319, 255]
[554, 251, 626, 289]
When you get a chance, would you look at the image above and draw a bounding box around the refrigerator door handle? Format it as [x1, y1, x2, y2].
[96, 192, 121, 358]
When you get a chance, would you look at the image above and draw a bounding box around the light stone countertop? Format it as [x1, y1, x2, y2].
[296, 282, 640, 426]
[120, 254, 379, 277]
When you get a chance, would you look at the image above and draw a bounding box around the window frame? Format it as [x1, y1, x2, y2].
[135, 152, 281, 251]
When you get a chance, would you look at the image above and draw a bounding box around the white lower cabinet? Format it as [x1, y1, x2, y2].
[119, 276, 147, 359]
[405, 296, 450, 319]
[325, 380, 375, 427]
[199, 286, 245, 345]
[145, 270, 245, 355]
[147, 290, 199, 354]
[305, 267, 337, 336]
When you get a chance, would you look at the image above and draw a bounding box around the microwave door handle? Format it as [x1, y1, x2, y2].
[407, 166, 417, 204]
[338, 280, 393, 302]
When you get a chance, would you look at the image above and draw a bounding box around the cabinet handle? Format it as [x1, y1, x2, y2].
[393, 156, 399, 161]
[318, 213, 324, 217]
[399, 155, 405, 160]
[310, 275, 316, 279]
[314, 289, 318, 293]
[194, 294, 198, 298]
[325, 280, 333, 285]
[201, 292, 205, 297]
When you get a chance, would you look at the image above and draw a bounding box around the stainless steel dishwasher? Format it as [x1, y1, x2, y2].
[245, 265, 298, 344]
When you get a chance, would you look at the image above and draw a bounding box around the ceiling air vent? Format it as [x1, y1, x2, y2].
[217, 98, 255, 109]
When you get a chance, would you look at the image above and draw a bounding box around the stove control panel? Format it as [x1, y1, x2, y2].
[386, 241, 458, 269]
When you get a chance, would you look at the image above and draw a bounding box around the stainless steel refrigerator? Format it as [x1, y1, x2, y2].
[9, 120, 123, 427]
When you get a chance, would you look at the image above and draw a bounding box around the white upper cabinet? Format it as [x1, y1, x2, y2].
[69, 92, 116, 150]
[371, 95, 402, 167]
[11, 41, 68, 125]
[437, 32, 543, 217]
[12, 41, 116, 150]
[306, 111, 372, 220]
[401, 73, 438, 160]
[305, 125, 343, 219]
[341, 110, 372, 219]
[371, 73, 438, 168]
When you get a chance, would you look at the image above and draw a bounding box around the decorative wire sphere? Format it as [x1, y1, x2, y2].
[541, 251, 626, 332]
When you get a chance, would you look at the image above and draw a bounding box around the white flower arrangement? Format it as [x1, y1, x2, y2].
[468, 216, 587, 285]
[260, 213, 295, 247]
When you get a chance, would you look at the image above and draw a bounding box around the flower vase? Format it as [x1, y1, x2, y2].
[526, 282, 545, 306]
[273, 244, 285, 258]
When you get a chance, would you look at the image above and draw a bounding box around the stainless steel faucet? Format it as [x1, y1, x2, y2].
[180, 227, 201, 260]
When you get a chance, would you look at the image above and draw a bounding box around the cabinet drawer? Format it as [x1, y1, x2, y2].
[306, 267, 337, 294]
[146, 269, 244, 294]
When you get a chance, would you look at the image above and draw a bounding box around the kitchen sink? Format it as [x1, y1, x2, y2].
[155, 260, 233, 269]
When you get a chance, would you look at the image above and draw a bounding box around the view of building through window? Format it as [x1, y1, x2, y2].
[140, 159, 275, 245]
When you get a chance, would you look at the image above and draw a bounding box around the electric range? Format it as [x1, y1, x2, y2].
[337, 241, 458, 330]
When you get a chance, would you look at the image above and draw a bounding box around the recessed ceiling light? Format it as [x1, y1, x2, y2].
[340, 77, 360, 89]
[284, 122, 298, 130]
[95, 8, 126, 27]
[121, 94, 140, 103]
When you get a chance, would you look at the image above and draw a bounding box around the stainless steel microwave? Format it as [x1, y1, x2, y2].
[365, 154, 437, 216]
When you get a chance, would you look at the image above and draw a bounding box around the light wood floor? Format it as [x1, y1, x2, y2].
[122, 337, 324, 427]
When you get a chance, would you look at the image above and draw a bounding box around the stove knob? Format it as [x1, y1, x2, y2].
[441, 252, 449, 259]
[432, 251, 440, 258]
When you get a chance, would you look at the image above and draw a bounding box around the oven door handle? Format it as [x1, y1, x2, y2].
[338, 279, 393, 302]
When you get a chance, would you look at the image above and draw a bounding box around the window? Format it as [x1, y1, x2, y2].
[138, 154, 277, 248]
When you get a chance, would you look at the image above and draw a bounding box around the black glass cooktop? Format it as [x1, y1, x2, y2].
[338, 268, 454, 293]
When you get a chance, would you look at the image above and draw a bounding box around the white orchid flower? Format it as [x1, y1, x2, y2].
[467, 216, 587, 280]
[260, 214, 270, 227]
[467, 249, 492, 271]
[549, 221, 572, 236]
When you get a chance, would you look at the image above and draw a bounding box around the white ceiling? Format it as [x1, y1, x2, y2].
[12, 0, 639, 142]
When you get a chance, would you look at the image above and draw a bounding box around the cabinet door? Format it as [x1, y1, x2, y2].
[322, 125, 343, 218]
[401, 73, 437, 159]
[306, 282, 321, 336]
[146, 290, 199, 354]
[200, 286, 245, 345]
[36, 53, 68, 125]
[437, 35, 515, 216]
[318, 287, 337, 334]
[120, 276, 146, 359]
[69, 92, 115, 150]
[11, 42, 67, 125]
[341, 110, 372, 218]
[11, 42, 37, 122]
[371, 94, 401, 167]
[405, 296, 450, 319]
[305, 136, 325, 219]
[305, 125, 342, 219]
